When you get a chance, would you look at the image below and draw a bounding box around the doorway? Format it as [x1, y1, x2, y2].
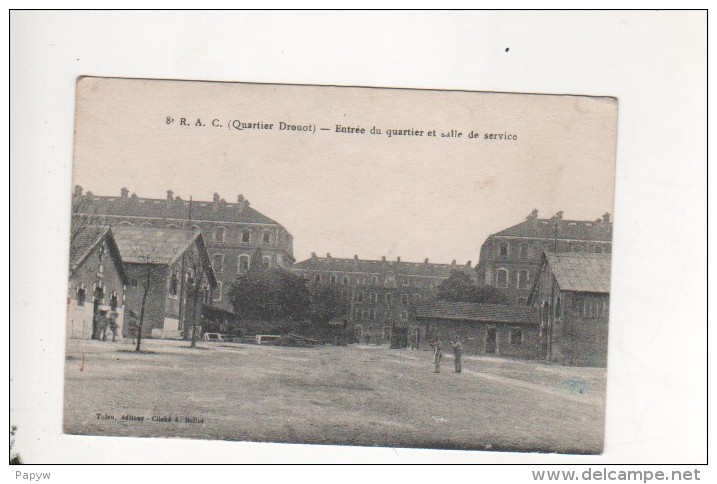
[486, 327, 497, 354]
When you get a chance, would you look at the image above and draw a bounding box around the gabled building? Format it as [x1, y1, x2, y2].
[292, 253, 473, 345]
[71, 186, 293, 311]
[111, 226, 218, 339]
[528, 252, 612, 367]
[67, 227, 128, 339]
[413, 301, 540, 358]
[475, 210, 612, 305]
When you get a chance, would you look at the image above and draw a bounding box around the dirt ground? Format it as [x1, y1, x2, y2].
[63, 338, 606, 454]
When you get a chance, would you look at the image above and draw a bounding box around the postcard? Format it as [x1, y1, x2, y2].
[65, 77, 616, 454]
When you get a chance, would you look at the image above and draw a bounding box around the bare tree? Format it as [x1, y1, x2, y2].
[123, 241, 167, 353]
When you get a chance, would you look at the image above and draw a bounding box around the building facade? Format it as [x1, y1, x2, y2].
[111, 226, 218, 339]
[292, 253, 473, 345]
[528, 252, 611, 367]
[475, 210, 613, 305]
[71, 186, 294, 311]
[413, 301, 540, 358]
[67, 227, 128, 340]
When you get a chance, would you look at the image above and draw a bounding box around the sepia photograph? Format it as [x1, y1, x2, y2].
[63, 77, 617, 454]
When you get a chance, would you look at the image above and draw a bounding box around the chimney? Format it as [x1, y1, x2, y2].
[166, 190, 174, 207]
[326, 253, 331, 259]
[213, 193, 220, 211]
[397, 256, 401, 262]
[553, 211, 564, 220]
[381, 256, 386, 261]
[466, 260, 472, 268]
[354, 255, 359, 260]
[526, 209, 538, 221]
[424, 258, 429, 264]
[237, 194, 249, 213]
[451, 260, 456, 266]
[602, 212, 611, 224]
[311, 252, 317, 259]
[73, 185, 83, 201]
[120, 187, 129, 199]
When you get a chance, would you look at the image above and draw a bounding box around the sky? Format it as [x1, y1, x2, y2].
[72, 77, 617, 264]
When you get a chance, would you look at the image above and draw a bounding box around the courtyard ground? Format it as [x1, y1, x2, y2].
[63, 338, 606, 454]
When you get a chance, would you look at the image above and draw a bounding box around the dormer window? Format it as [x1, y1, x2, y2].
[242, 230, 251, 243]
[215, 227, 225, 243]
[499, 242, 509, 258]
[262, 231, 271, 244]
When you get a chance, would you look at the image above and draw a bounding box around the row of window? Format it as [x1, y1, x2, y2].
[354, 292, 419, 305]
[306, 272, 440, 288]
[117, 221, 276, 245]
[495, 241, 609, 259]
[75, 283, 121, 310]
[491, 268, 531, 289]
[574, 296, 609, 318]
[354, 308, 409, 321]
[212, 253, 272, 273]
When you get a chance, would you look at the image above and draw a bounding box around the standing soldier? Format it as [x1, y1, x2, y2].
[450, 335, 463, 373]
[429, 336, 443, 373]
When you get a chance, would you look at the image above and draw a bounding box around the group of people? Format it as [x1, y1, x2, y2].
[428, 335, 463, 373]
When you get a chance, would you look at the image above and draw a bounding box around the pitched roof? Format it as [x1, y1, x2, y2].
[415, 301, 539, 325]
[493, 217, 612, 241]
[545, 252, 612, 293]
[293, 256, 472, 278]
[69, 226, 128, 282]
[111, 226, 200, 265]
[73, 193, 281, 225]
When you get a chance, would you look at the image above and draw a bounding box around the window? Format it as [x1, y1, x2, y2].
[262, 256, 271, 269]
[572, 245, 583, 252]
[215, 227, 225, 243]
[414, 294, 421, 302]
[329, 274, 337, 284]
[118, 221, 133, 226]
[234, 256, 248, 274]
[401, 294, 409, 305]
[341, 276, 349, 285]
[262, 231, 271, 244]
[510, 328, 523, 345]
[141, 222, 152, 227]
[414, 280, 422, 287]
[402, 279, 410, 286]
[169, 271, 179, 296]
[203, 285, 211, 304]
[371, 276, 378, 285]
[496, 268, 508, 288]
[214, 282, 222, 301]
[98, 244, 105, 262]
[212, 254, 224, 273]
[594, 245, 604, 253]
[499, 242, 509, 258]
[519, 244, 528, 260]
[167, 224, 178, 229]
[76, 285, 86, 306]
[94, 284, 104, 303]
[369, 309, 376, 321]
[110, 292, 118, 311]
[385, 293, 393, 304]
[186, 268, 195, 286]
[400, 311, 408, 321]
[555, 297, 562, 320]
[356, 291, 364, 303]
[98, 263, 103, 274]
[190, 225, 199, 231]
[369, 292, 377, 304]
[242, 230, 251, 243]
[517, 270, 529, 289]
[314, 274, 321, 283]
